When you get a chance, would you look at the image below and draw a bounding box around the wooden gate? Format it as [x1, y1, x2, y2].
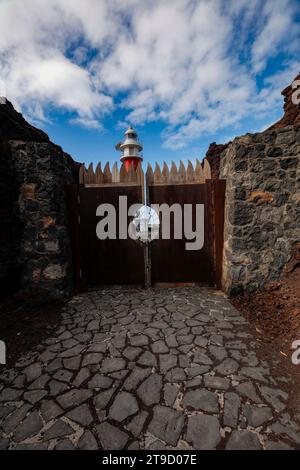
[146, 161, 226, 287]
[66, 163, 145, 289]
[66, 159, 226, 290]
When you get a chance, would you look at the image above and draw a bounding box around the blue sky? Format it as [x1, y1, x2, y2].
[0, 0, 299, 169]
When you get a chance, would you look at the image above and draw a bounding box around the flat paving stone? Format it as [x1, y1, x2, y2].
[183, 389, 219, 413]
[226, 430, 261, 450]
[40, 400, 63, 422]
[186, 414, 221, 449]
[204, 375, 230, 390]
[243, 404, 273, 427]
[127, 411, 148, 437]
[23, 363, 42, 382]
[193, 350, 213, 365]
[24, 389, 47, 404]
[123, 367, 151, 391]
[82, 353, 103, 367]
[0, 388, 22, 402]
[57, 389, 93, 409]
[215, 358, 239, 376]
[149, 405, 184, 446]
[66, 404, 93, 426]
[78, 430, 98, 450]
[63, 356, 81, 370]
[130, 335, 149, 346]
[59, 345, 84, 358]
[44, 419, 74, 441]
[96, 422, 129, 450]
[123, 346, 142, 360]
[0, 438, 10, 450]
[185, 377, 202, 389]
[165, 367, 186, 382]
[235, 381, 262, 403]
[137, 351, 157, 367]
[28, 374, 50, 390]
[101, 358, 126, 373]
[109, 392, 139, 422]
[14, 410, 43, 442]
[49, 380, 69, 396]
[151, 340, 169, 354]
[258, 386, 288, 412]
[159, 354, 177, 373]
[73, 368, 90, 387]
[187, 365, 210, 377]
[1, 286, 299, 450]
[223, 392, 241, 428]
[0, 405, 14, 420]
[53, 369, 73, 383]
[2, 404, 32, 434]
[55, 439, 76, 450]
[88, 374, 113, 389]
[164, 383, 179, 407]
[94, 389, 115, 410]
[137, 373, 162, 406]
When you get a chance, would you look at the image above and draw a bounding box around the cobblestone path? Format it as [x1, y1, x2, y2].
[1, 287, 300, 450]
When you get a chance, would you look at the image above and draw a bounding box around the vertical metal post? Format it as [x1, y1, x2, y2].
[142, 166, 151, 288]
[144, 243, 151, 288]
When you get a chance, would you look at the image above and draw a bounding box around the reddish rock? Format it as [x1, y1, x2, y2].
[205, 142, 230, 179]
[21, 183, 36, 200]
[269, 71, 300, 129]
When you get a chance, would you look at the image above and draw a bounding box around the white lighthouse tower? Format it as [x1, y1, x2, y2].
[115, 125, 143, 171]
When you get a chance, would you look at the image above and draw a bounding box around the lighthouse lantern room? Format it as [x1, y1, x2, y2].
[115, 125, 143, 171]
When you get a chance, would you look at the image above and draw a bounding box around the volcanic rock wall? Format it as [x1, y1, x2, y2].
[205, 142, 230, 179]
[220, 125, 300, 295]
[269, 72, 300, 129]
[0, 100, 78, 300]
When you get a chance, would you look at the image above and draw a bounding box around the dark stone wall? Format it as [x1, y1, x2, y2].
[0, 141, 23, 294]
[0, 100, 79, 300]
[0, 99, 50, 142]
[269, 71, 300, 129]
[205, 142, 230, 179]
[220, 125, 300, 295]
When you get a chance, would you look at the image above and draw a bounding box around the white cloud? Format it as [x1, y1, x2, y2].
[251, 0, 297, 72]
[0, 0, 299, 142]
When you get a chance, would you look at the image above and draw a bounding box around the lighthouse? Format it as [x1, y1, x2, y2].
[115, 125, 143, 171]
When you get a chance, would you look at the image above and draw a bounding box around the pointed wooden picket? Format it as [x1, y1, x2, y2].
[112, 162, 119, 183]
[119, 162, 128, 183]
[162, 162, 169, 183]
[203, 158, 211, 179]
[179, 160, 186, 183]
[79, 164, 86, 184]
[95, 163, 103, 184]
[186, 160, 195, 182]
[154, 162, 162, 184]
[195, 159, 205, 182]
[86, 163, 95, 184]
[170, 161, 178, 184]
[128, 163, 136, 183]
[103, 162, 112, 183]
[136, 164, 144, 186]
[146, 163, 154, 185]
